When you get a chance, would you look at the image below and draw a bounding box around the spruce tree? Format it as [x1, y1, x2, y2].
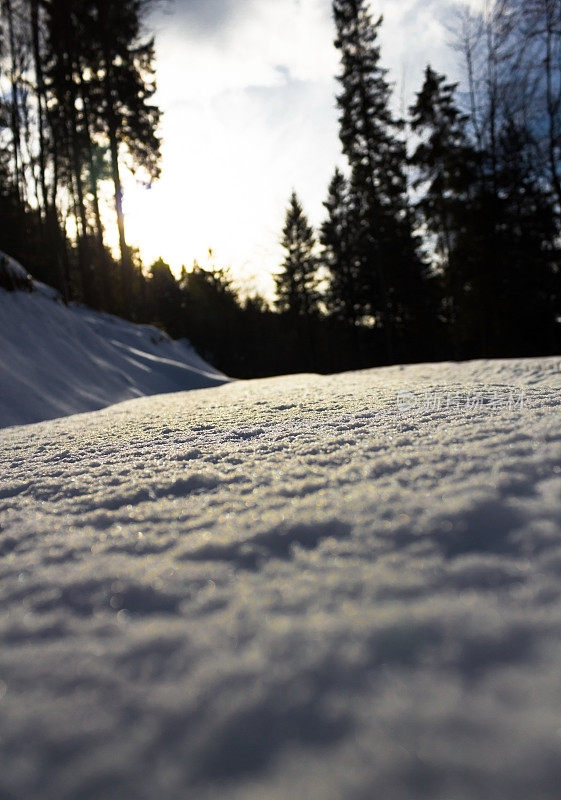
[148, 258, 183, 338]
[483, 120, 559, 354]
[410, 66, 474, 248]
[332, 0, 427, 359]
[275, 192, 319, 317]
[409, 66, 478, 347]
[411, 64, 560, 356]
[320, 168, 361, 325]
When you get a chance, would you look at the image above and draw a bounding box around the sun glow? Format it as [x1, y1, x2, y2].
[122, 0, 463, 298]
[122, 94, 289, 297]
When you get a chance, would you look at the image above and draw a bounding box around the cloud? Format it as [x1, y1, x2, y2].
[152, 0, 337, 100]
[130, 0, 473, 288]
[153, 0, 252, 35]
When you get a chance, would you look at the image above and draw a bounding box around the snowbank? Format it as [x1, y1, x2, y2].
[0, 251, 33, 292]
[0, 258, 228, 428]
[1, 357, 561, 798]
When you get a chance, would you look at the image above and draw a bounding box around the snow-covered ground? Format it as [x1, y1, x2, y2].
[0, 255, 228, 429]
[1, 357, 561, 798]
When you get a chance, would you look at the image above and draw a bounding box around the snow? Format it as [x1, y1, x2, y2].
[0, 251, 33, 291]
[0, 262, 228, 428]
[1, 357, 561, 798]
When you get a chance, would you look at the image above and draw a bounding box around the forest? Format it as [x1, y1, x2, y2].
[1, 0, 561, 377]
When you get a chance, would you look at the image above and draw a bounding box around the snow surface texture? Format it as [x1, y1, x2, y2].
[0, 268, 228, 428]
[1, 358, 561, 799]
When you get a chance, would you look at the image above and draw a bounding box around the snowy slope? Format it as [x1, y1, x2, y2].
[0, 259, 228, 428]
[1, 357, 561, 798]
[0, 250, 33, 291]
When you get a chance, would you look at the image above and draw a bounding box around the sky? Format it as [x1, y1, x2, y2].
[123, 0, 472, 297]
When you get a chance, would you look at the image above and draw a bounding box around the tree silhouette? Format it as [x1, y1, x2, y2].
[333, 0, 427, 360]
[275, 191, 319, 317]
[320, 168, 361, 326]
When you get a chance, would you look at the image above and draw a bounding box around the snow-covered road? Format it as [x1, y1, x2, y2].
[1, 358, 561, 799]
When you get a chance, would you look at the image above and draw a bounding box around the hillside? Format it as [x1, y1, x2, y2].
[0, 253, 228, 428]
[1, 357, 561, 798]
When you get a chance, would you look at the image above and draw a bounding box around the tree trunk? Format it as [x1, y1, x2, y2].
[107, 116, 130, 311]
[30, 0, 48, 216]
[98, 22, 131, 312]
[76, 64, 113, 307]
[5, 0, 23, 201]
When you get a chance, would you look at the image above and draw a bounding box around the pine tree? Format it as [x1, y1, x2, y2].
[87, 0, 161, 312]
[332, 0, 427, 360]
[0, 0, 163, 313]
[42, 0, 161, 311]
[44, 0, 96, 301]
[275, 192, 319, 317]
